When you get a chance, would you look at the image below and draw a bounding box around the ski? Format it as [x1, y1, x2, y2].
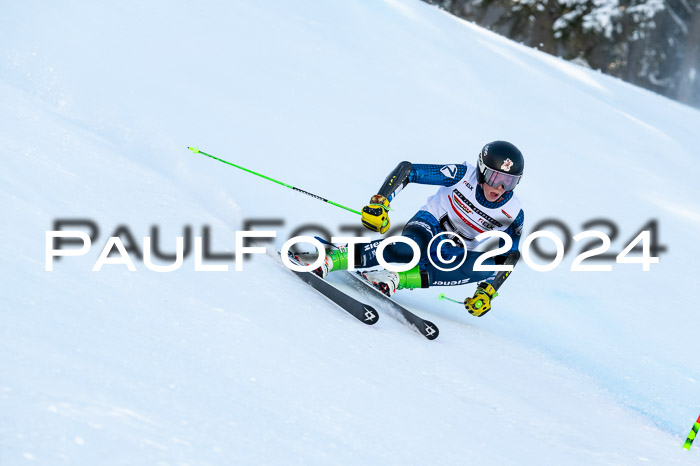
[346, 271, 439, 340]
[284, 254, 379, 325]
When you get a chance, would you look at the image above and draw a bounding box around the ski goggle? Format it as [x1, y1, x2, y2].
[482, 167, 521, 191]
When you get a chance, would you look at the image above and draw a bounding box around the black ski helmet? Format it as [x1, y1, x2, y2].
[477, 140, 524, 191]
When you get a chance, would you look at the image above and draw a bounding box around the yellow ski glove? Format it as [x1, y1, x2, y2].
[361, 194, 391, 234]
[464, 282, 497, 317]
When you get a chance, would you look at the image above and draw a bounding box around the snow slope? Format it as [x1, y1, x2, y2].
[2, 0, 700, 464]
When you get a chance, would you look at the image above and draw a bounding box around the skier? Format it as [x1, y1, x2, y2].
[314, 140, 525, 317]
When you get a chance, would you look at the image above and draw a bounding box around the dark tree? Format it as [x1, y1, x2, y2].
[424, 0, 700, 109]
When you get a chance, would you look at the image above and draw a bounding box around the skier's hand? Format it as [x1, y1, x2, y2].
[361, 194, 391, 234]
[464, 282, 497, 317]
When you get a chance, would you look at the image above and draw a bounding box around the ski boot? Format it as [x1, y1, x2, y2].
[313, 247, 351, 278]
[362, 265, 426, 297]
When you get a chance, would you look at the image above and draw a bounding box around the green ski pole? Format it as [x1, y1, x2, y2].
[188, 147, 361, 216]
[438, 293, 463, 304]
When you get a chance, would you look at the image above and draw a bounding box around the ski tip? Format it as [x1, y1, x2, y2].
[362, 305, 379, 325]
[437, 293, 446, 300]
[188, 146, 200, 154]
[421, 320, 439, 340]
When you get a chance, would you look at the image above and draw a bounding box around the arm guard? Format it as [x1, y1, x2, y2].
[377, 161, 413, 202]
[377, 162, 467, 202]
[489, 250, 520, 291]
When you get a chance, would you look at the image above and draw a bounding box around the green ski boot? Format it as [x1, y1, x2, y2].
[362, 264, 427, 296]
[314, 247, 351, 278]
